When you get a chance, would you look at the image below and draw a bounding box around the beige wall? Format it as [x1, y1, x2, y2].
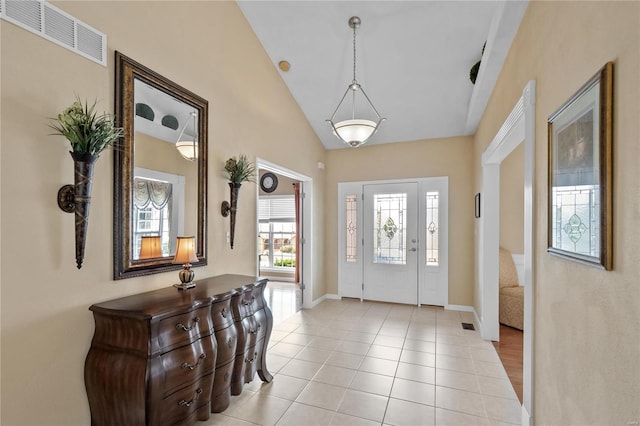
[500, 143, 524, 254]
[473, 1, 639, 423]
[324, 136, 475, 306]
[0, 2, 325, 424]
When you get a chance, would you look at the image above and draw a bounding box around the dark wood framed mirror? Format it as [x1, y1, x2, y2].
[114, 51, 207, 279]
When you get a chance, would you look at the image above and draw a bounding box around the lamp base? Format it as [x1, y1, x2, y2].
[173, 282, 196, 290]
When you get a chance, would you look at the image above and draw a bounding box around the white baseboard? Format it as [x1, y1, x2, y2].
[444, 304, 484, 336]
[522, 404, 531, 425]
[445, 304, 475, 312]
[309, 294, 327, 308]
[308, 294, 340, 309]
[473, 310, 483, 335]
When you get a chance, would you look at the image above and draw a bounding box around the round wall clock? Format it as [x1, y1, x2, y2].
[260, 172, 278, 193]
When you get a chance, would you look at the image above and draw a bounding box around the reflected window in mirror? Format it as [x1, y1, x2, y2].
[132, 168, 186, 260]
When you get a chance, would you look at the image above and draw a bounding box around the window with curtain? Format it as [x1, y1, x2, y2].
[132, 178, 172, 258]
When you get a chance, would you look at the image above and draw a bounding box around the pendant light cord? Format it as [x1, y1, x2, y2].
[352, 24, 357, 84]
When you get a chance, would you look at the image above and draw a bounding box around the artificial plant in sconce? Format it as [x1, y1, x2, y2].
[50, 97, 123, 268]
[221, 155, 256, 249]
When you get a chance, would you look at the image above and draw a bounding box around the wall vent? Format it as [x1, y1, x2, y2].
[0, 0, 106, 66]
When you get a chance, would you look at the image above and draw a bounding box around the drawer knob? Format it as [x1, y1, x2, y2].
[181, 353, 206, 371]
[178, 388, 203, 408]
[224, 371, 230, 382]
[175, 317, 200, 332]
[227, 336, 235, 348]
[221, 308, 228, 318]
[245, 352, 258, 364]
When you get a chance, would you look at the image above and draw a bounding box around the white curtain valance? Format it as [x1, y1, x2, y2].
[133, 178, 173, 209]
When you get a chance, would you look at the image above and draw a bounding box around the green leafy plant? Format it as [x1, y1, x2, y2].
[224, 155, 256, 183]
[49, 97, 123, 155]
[274, 258, 296, 268]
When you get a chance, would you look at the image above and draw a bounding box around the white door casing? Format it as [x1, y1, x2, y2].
[479, 80, 535, 424]
[255, 158, 313, 309]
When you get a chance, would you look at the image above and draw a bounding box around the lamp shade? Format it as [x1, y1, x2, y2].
[172, 236, 198, 264]
[139, 235, 162, 259]
[334, 119, 377, 147]
[176, 141, 198, 161]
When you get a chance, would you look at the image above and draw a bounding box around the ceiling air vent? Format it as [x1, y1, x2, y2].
[1, 0, 106, 66]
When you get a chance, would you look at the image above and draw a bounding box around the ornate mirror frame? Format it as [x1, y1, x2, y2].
[114, 51, 208, 279]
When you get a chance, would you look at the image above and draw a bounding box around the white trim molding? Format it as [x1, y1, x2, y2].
[480, 80, 535, 424]
[445, 304, 475, 313]
[256, 158, 314, 309]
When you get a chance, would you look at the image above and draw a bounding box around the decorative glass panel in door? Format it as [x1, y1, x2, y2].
[363, 182, 418, 305]
[372, 193, 407, 265]
[419, 178, 448, 307]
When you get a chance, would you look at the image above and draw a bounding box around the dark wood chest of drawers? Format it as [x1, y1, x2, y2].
[84, 274, 273, 425]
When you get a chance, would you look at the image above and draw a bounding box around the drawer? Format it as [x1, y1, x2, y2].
[214, 326, 237, 366]
[211, 360, 235, 412]
[210, 297, 235, 331]
[253, 309, 267, 341]
[156, 373, 213, 426]
[252, 281, 267, 310]
[245, 316, 259, 350]
[243, 344, 259, 384]
[234, 316, 250, 356]
[160, 336, 216, 396]
[231, 286, 252, 319]
[240, 288, 257, 316]
[157, 306, 212, 352]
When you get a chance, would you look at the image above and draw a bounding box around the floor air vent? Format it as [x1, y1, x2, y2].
[461, 322, 475, 330]
[0, 0, 106, 66]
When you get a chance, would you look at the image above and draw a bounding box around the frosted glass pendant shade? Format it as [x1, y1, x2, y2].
[176, 141, 198, 161]
[334, 119, 377, 147]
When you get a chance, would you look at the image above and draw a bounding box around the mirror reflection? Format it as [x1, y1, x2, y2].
[114, 51, 208, 280]
[132, 79, 199, 260]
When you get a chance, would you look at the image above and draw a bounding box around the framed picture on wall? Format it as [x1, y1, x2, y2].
[547, 61, 613, 270]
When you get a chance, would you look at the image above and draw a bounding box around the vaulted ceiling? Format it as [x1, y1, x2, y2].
[238, 1, 528, 149]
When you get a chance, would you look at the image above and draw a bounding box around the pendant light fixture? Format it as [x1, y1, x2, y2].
[175, 111, 198, 161]
[327, 16, 385, 148]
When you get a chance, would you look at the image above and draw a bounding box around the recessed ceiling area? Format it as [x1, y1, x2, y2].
[134, 79, 198, 145]
[238, 1, 528, 149]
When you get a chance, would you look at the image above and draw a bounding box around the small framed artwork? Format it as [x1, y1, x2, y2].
[475, 193, 481, 218]
[547, 62, 613, 270]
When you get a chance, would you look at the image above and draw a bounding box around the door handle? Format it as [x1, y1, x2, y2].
[409, 248, 417, 252]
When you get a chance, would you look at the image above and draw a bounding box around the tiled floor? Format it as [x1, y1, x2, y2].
[203, 298, 521, 426]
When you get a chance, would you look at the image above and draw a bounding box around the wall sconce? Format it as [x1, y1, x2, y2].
[139, 236, 162, 259]
[220, 182, 241, 249]
[172, 236, 198, 290]
[57, 152, 99, 269]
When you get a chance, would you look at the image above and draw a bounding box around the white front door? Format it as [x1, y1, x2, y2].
[338, 178, 448, 307]
[363, 182, 419, 305]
